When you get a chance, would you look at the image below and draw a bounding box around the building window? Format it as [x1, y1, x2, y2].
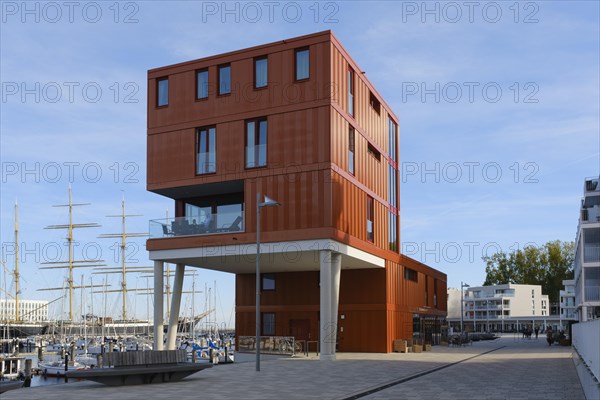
[262, 273, 275, 291]
[367, 196, 374, 242]
[218, 64, 231, 95]
[348, 68, 355, 117]
[405, 267, 418, 282]
[262, 312, 276, 336]
[367, 143, 381, 161]
[196, 69, 209, 99]
[246, 118, 267, 168]
[369, 91, 380, 114]
[295, 48, 309, 81]
[348, 127, 355, 175]
[388, 211, 397, 251]
[388, 117, 398, 162]
[255, 56, 268, 88]
[196, 126, 216, 174]
[157, 77, 168, 107]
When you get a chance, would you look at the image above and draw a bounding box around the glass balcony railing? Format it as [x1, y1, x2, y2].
[585, 286, 600, 302]
[149, 213, 244, 239]
[584, 245, 600, 263]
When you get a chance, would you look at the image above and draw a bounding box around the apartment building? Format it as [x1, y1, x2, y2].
[0, 299, 48, 323]
[145, 31, 447, 357]
[447, 284, 557, 332]
[574, 176, 600, 321]
[559, 279, 577, 326]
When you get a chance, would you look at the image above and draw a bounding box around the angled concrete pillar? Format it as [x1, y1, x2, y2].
[320, 250, 341, 361]
[153, 260, 164, 351]
[166, 263, 185, 350]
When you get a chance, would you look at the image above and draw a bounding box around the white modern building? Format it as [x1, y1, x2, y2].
[0, 299, 48, 322]
[447, 283, 559, 332]
[574, 176, 600, 321]
[571, 176, 600, 400]
[559, 279, 577, 327]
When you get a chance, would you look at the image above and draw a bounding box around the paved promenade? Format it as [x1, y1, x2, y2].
[6, 336, 585, 400]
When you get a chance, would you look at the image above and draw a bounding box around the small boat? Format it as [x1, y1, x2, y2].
[39, 360, 87, 377]
[180, 339, 234, 364]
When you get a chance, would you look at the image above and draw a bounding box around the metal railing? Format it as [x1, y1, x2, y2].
[584, 286, 600, 301]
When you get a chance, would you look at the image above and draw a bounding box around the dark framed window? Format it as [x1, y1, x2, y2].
[367, 196, 374, 242]
[218, 64, 231, 95]
[388, 211, 397, 251]
[254, 56, 268, 89]
[388, 117, 398, 162]
[295, 47, 309, 81]
[246, 118, 267, 168]
[369, 91, 381, 114]
[368, 143, 381, 161]
[348, 127, 355, 175]
[348, 68, 354, 116]
[196, 126, 216, 174]
[405, 267, 418, 282]
[196, 69, 209, 99]
[261, 273, 275, 291]
[262, 312, 276, 336]
[157, 77, 168, 107]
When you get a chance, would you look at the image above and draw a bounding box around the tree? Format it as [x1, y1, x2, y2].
[483, 240, 575, 303]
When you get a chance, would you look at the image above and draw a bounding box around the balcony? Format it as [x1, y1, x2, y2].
[584, 245, 600, 263]
[584, 177, 599, 194]
[149, 213, 244, 239]
[585, 286, 600, 302]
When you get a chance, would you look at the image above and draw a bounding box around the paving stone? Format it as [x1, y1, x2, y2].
[4, 335, 585, 400]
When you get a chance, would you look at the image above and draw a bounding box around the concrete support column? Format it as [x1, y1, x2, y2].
[166, 263, 185, 350]
[319, 250, 341, 361]
[153, 261, 164, 351]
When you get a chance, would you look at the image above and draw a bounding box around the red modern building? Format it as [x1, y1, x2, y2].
[146, 31, 447, 358]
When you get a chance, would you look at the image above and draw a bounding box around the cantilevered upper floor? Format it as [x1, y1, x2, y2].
[146, 31, 401, 263]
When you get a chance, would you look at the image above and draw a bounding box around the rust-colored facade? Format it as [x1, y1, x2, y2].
[147, 31, 447, 353]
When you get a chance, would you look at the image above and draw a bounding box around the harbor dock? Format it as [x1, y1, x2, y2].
[3, 335, 586, 400]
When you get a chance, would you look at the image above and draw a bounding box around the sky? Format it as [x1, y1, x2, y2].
[1, 1, 599, 326]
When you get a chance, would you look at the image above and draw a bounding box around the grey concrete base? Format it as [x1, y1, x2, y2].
[319, 354, 336, 362]
[65, 363, 212, 386]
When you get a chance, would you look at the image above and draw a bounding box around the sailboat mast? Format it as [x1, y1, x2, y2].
[68, 187, 75, 320]
[121, 197, 127, 321]
[14, 200, 20, 322]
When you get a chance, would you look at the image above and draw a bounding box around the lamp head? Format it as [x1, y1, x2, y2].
[260, 195, 281, 208]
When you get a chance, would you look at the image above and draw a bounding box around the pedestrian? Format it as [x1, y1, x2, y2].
[546, 328, 554, 346]
[534, 326, 539, 339]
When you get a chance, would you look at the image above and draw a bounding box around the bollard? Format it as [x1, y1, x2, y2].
[109, 342, 114, 353]
[64, 354, 69, 383]
[96, 354, 103, 368]
[224, 346, 228, 364]
[192, 349, 197, 363]
[38, 345, 44, 361]
[24, 359, 32, 387]
[70, 343, 76, 364]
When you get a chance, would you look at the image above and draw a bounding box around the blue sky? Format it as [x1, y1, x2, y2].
[1, 1, 599, 325]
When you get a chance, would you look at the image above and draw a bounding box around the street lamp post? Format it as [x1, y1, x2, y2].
[255, 192, 281, 372]
[460, 282, 470, 333]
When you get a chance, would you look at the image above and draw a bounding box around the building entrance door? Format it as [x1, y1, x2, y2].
[290, 319, 311, 341]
